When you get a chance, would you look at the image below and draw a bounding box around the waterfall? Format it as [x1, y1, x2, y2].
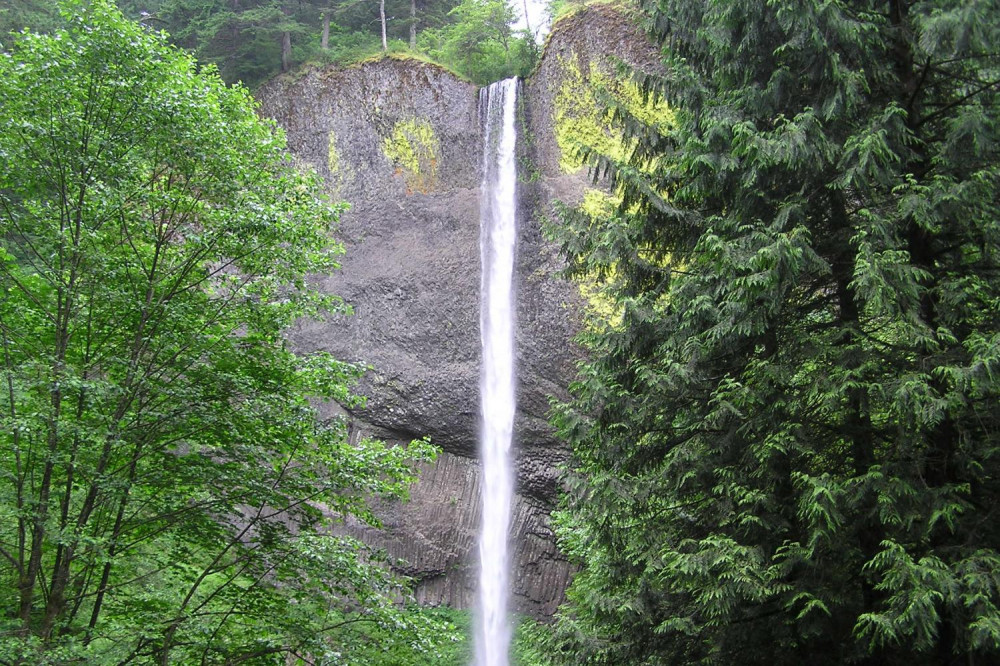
[475, 77, 519, 666]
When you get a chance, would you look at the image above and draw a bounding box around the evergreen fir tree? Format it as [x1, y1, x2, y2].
[547, 1, 1000, 664]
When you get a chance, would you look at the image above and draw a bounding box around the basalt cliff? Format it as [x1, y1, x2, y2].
[256, 5, 658, 616]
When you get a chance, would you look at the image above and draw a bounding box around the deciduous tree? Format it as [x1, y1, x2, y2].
[418, 0, 536, 84]
[0, 2, 437, 662]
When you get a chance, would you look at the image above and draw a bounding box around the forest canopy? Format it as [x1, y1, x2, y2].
[0, 0, 540, 86]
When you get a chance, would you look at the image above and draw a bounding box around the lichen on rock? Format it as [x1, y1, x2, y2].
[327, 130, 340, 175]
[551, 51, 675, 322]
[552, 52, 673, 174]
[325, 129, 354, 193]
[381, 118, 440, 194]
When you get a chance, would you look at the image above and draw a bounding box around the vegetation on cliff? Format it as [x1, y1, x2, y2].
[382, 118, 441, 194]
[543, 0, 1000, 664]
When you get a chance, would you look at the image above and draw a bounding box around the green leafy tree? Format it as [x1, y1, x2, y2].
[132, 0, 465, 85]
[419, 0, 537, 84]
[0, 1, 441, 662]
[545, 0, 1000, 664]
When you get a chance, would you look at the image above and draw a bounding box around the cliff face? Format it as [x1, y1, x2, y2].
[256, 5, 657, 616]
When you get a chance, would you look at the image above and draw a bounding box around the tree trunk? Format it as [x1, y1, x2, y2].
[380, 0, 387, 50]
[2, 336, 26, 616]
[231, 0, 240, 46]
[322, 11, 330, 50]
[20, 297, 70, 626]
[409, 0, 416, 49]
[281, 30, 292, 71]
[20, 174, 85, 628]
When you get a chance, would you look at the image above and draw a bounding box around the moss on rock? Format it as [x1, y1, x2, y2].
[552, 52, 673, 174]
[381, 118, 440, 194]
[324, 129, 355, 193]
[550, 49, 674, 327]
[327, 130, 340, 175]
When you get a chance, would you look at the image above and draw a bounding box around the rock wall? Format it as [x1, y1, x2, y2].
[255, 5, 658, 617]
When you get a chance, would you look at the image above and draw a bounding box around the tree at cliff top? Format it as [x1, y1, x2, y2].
[419, 0, 537, 84]
[116, 0, 403, 84]
[120, 0, 469, 85]
[0, 2, 446, 663]
[545, 0, 1000, 664]
[4, 0, 533, 87]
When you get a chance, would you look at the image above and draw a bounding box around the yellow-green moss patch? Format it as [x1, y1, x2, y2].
[554, 70, 675, 329]
[323, 129, 354, 192]
[381, 118, 440, 194]
[327, 130, 341, 175]
[553, 52, 674, 175]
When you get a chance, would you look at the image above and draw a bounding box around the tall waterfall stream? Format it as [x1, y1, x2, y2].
[475, 77, 519, 666]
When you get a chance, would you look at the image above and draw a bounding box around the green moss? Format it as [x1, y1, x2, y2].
[346, 51, 474, 83]
[579, 187, 616, 218]
[574, 186, 677, 330]
[552, 54, 598, 174]
[548, 0, 626, 33]
[552, 56, 675, 328]
[617, 79, 673, 131]
[381, 118, 440, 194]
[327, 130, 340, 175]
[322, 129, 355, 192]
[574, 192, 619, 330]
[552, 52, 673, 175]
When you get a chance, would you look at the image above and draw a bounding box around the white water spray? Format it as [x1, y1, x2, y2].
[475, 77, 519, 666]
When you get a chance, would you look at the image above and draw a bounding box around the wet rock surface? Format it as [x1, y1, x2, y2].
[256, 7, 656, 616]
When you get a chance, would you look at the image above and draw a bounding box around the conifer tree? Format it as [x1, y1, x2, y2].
[547, 1, 1000, 664]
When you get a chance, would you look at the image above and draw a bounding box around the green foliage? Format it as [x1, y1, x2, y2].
[0, 0, 63, 42]
[297, 605, 468, 665]
[346, 606, 471, 665]
[4, 0, 535, 88]
[0, 1, 440, 662]
[307, 606, 551, 666]
[381, 118, 441, 194]
[544, 0, 1000, 664]
[512, 616, 557, 666]
[314, 29, 392, 67]
[152, 0, 312, 84]
[418, 0, 538, 85]
[5, 0, 469, 87]
[326, 606, 551, 666]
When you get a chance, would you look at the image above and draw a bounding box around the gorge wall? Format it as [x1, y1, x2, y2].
[256, 4, 658, 617]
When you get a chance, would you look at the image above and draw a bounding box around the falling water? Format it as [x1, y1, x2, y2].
[475, 77, 519, 666]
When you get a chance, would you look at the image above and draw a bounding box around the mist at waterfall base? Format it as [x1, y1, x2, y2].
[475, 77, 519, 666]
